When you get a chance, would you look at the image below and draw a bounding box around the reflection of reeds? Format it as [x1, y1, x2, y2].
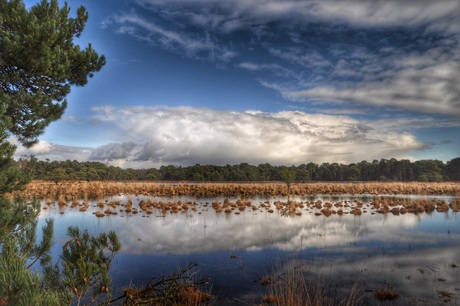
[125, 197, 133, 213]
[94, 210, 105, 218]
[23, 181, 460, 218]
[437, 290, 455, 302]
[450, 198, 460, 212]
[40, 194, 460, 219]
[58, 193, 67, 207]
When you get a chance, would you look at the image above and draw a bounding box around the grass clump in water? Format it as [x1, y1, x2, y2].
[373, 288, 399, 301]
[261, 261, 363, 306]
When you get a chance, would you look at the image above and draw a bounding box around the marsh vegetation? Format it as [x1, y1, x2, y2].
[12, 181, 457, 305]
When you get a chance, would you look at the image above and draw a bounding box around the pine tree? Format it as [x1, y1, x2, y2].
[0, 0, 105, 146]
[0, 116, 32, 194]
[0, 198, 60, 305]
[43, 227, 120, 305]
[0, 1, 120, 304]
[0, 0, 105, 193]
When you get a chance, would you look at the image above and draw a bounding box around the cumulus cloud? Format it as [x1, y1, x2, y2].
[86, 106, 429, 167]
[13, 139, 92, 162]
[14, 105, 457, 167]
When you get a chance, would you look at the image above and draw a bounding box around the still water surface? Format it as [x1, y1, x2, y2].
[37, 194, 460, 305]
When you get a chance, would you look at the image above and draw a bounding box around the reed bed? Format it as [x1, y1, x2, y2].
[35, 193, 460, 219]
[8, 181, 459, 219]
[10, 181, 460, 201]
[261, 261, 363, 306]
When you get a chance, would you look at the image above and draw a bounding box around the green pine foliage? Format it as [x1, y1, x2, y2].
[0, 103, 32, 193]
[0, 197, 59, 305]
[0, 0, 105, 147]
[43, 227, 120, 305]
[0, 124, 32, 194]
[0, 197, 121, 305]
[1, 2, 120, 305]
[1, 0, 105, 193]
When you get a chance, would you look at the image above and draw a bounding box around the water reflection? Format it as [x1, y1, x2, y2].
[37, 195, 460, 305]
[39, 195, 459, 255]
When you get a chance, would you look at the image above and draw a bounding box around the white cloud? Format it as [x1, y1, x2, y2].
[135, 0, 460, 33]
[15, 106, 456, 167]
[276, 42, 460, 118]
[268, 48, 332, 70]
[13, 139, 92, 162]
[237, 61, 297, 78]
[106, 1, 460, 118]
[105, 11, 236, 62]
[62, 116, 77, 122]
[87, 106, 429, 167]
[289, 67, 460, 117]
[62, 194, 458, 259]
[11, 139, 52, 155]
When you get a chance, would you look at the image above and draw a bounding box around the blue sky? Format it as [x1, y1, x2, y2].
[15, 0, 460, 168]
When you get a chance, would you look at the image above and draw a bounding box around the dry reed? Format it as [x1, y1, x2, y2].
[115, 263, 213, 306]
[9, 181, 459, 219]
[262, 261, 363, 306]
[9, 181, 460, 201]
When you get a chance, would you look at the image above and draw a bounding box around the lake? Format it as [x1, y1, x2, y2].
[36, 191, 459, 305]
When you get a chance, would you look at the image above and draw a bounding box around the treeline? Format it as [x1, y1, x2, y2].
[26, 157, 460, 182]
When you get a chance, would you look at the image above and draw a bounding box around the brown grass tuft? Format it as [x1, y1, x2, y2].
[120, 263, 212, 306]
[262, 261, 363, 306]
[373, 288, 399, 301]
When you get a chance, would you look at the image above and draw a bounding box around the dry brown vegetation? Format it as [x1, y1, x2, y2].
[261, 262, 363, 306]
[113, 263, 213, 306]
[373, 288, 399, 301]
[11, 180, 460, 200]
[34, 194, 460, 219]
[11, 181, 460, 219]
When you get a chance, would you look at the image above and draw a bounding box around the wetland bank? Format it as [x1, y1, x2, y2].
[17, 181, 460, 305]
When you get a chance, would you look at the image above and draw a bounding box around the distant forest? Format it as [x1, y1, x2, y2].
[23, 157, 460, 182]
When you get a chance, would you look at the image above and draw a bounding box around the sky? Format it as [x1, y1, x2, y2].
[14, 0, 460, 168]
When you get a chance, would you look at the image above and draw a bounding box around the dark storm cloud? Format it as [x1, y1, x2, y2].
[89, 142, 142, 160]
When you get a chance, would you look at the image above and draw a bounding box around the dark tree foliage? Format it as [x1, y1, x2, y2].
[43, 226, 120, 305]
[0, 0, 105, 193]
[0, 122, 32, 193]
[0, 198, 60, 304]
[0, 0, 105, 147]
[26, 157, 460, 182]
[446, 157, 460, 181]
[1, 2, 119, 304]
